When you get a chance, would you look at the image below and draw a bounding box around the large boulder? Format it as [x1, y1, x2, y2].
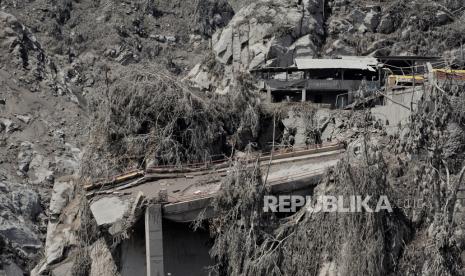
[378, 15, 395, 34]
[325, 39, 356, 56]
[90, 196, 131, 226]
[49, 178, 76, 218]
[10, 189, 41, 220]
[289, 34, 317, 58]
[32, 194, 80, 275]
[211, 0, 324, 68]
[364, 9, 380, 32]
[187, 0, 324, 94]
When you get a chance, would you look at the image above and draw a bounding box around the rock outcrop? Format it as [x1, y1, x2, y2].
[0, 10, 86, 273]
[188, 0, 465, 95]
[324, 0, 465, 56]
[187, 0, 325, 94]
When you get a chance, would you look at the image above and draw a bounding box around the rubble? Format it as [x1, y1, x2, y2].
[90, 197, 131, 226]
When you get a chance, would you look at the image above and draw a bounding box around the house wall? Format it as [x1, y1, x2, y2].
[372, 87, 424, 135]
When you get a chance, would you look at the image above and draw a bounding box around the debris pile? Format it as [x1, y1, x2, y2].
[82, 68, 269, 178]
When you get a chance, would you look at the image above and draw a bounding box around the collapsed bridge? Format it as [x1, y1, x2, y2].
[85, 142, 345, 276]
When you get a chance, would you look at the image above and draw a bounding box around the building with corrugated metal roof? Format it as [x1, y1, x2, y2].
[251, 55, 440, 108]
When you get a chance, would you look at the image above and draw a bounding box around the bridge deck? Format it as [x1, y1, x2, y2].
[87, 143, 345, 222]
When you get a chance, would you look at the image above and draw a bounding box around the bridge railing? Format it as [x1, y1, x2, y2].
[147, 141, 344, 171]
[86, 141, 345, 191]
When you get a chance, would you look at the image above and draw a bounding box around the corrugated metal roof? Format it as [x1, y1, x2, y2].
[295, 58, 377, 71]
[339, 56, 379, 65]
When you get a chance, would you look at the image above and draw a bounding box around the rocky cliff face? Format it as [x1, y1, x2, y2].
[0, 11, 85, 273]
[0, 0, 234, 273]
[187, 0, 325, 94]
[187, 0, 465, 94]
[323, 0, 465, 57]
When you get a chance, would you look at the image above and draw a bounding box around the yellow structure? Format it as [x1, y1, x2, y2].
[387, 75, 425, 87]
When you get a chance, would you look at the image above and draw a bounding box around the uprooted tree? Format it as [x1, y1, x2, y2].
[81, 64, 274, 179]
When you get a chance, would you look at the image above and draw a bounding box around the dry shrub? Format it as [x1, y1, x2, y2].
[205, 142, 411, 276]
[203, 81, 465, 276]
[270, 151, 408, 276]
[396, 80, 465, 275]
[206, 157, 277, 275]
[71, 195, 99, 276]
[81, 65, 264, 178]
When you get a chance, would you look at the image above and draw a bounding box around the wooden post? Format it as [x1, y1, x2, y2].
[411, 62, 416, 111]
[426, 62, 434, 100]
[378, 65, 381, 87]
[267, 85, 272, 103]
[461, 42, 464, 68]
[302, 88, 306, 102]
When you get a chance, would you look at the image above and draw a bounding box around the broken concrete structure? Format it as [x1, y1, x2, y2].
[90, 197, 131, 226]
[82, 56, 463, 275]
[85, 143, 345, 276]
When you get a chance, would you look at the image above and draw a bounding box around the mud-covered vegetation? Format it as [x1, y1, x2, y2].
[203, 79, 465, 276]
[205, 144, 411, 275]
[2, 0, 465, 274]
[81, 67, 269, 178]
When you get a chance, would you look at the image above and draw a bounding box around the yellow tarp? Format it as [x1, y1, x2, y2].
[388, 75, 425, 81]
[433, 69, 465, 74]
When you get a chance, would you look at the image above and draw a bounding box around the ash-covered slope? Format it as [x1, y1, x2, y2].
[323, 0, 465, 57]
[0, 11, 85, 273]
[2, 0, 234, 74]
[0, 0, 464, 275]
[0, 0, 235, 273]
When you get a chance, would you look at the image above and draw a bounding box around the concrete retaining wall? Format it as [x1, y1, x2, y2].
[372, 87, 424, 134]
